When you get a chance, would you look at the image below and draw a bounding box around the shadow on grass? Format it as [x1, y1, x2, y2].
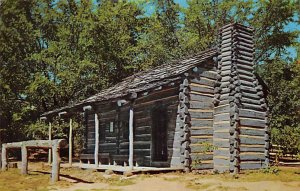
[32, 170, 94, 184]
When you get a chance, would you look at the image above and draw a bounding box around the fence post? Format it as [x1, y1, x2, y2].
[21, 145, 28, 174]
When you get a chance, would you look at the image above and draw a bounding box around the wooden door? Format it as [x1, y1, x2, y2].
[152, 106, 168, 161]
[118, 110, 129, 155]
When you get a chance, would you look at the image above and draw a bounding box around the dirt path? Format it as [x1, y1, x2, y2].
[189, 178, 300, 191]
[55, 174, 300, 191]
[58, 177, 193, 191]
[1, 163, 299, 191]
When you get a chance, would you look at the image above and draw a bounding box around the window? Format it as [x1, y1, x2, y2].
[99, 123, 106, 143]
[105, 121, 114, 133]
[109, 121, 114, 133]
[122, 121, 129, 140]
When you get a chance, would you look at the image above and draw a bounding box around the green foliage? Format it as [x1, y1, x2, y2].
[271, 126, 300, 155]
[258, 59, 300, 155]
[261, 166, 280, 175]
[0, 0, 299, 157]
[180, 0, 253, 54]
[25, 116, 85, 153]
[192, 143, 218, 168]
[250, 0, 298, 62]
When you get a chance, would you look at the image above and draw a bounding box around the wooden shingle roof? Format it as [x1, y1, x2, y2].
[41, 48, 217, 117]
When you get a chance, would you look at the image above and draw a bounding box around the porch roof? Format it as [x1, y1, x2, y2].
[41, 48, 217, 117]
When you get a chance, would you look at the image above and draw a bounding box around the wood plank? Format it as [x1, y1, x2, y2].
[191, 119, 213, 127]
[190, 91, 214, 97]
[190, 144, 213, 153]
[240, 128, 265, 136]
[214, 149, 230, 157]
[213, 132, 230, 139]
[190, 137, 213, 144]
[134, 134, 151, 141]
[213, 158, 230, 165]
[241, 92, 261, 100]
[240, 135, 265, 145]
[135, 87, 178, 104]
[241, 97, 262, 105]
[213, 121, 231, 130]
[240, 146, 265, 152]
[190, 93, 213, 102]
[189, 102, 213, 109]
[240, 85, 257, 94]
[214, 113, 230, 121]
[213, 139, 230, 148]
[214, 104, 230, 114]
[239, 109, 266, 119]
[3, 139, 67, 149]
[240, 118, 266, 128]
[192, 163, 213, 170]
[190, 82, 214, 89]
[190, 111, 213, 119]
[242, 103, 264, 111]
[190, 77, 215, 87]
[135, 95, 178, 107]
[190, 128, 213, 136]
[240, 153, 265, 161]
[240, 162, 265, 170]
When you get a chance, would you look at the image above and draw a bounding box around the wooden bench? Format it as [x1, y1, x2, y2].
[80, 153, 111, 165]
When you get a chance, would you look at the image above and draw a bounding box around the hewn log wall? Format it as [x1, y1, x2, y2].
[188, 66, 217, 170]
[170, 77, 191, 171]
[133, 84, 179, 167]
[85, 82, 180, 167]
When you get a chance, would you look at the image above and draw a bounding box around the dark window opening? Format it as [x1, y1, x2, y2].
[152, 106, 168, 161]
[122, 121, 129, 140]
[105, 121, 114, 134]
[99, 123, 106, 143]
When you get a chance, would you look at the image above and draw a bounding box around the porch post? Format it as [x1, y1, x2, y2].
[1, 144, 7, 171]
[69, 118, 73, 166]
[48, 121, 52, 164]
[94, 113, 99, 166]
[129, 106, 134, 169]
[51, 141, 60, 183]
[21, 144, 28, 174]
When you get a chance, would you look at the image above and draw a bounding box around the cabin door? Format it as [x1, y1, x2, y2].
[152, 106, 168, 161]
[118, 110, 129, 155]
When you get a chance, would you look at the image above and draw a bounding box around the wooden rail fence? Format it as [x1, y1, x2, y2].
[270, 144, 300, 166]
[1, 139, 67, 183]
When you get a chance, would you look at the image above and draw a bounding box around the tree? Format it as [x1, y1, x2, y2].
[180, 0, 298, 61]
[0, 0, 41, 142]
[250, 0, 298, 62]
[135, 0, 183, 68]
[179, 0, 252, 55]
[0, 0, 299, 152]
[258, 59, 300, 154]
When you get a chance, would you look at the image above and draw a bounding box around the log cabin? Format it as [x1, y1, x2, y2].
[41, 23, 270, 173]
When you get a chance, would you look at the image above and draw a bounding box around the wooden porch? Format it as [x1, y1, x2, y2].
[64, 162, 184, 173]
